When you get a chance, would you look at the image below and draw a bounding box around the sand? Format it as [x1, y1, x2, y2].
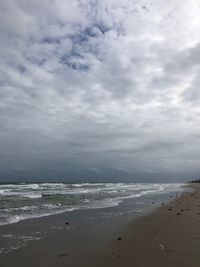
[1, 184, 200, 267]
[102, 183, 200, 267]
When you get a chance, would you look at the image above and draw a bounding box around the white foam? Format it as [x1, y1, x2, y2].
[24, 193, 42, 199]
[0, 234, 42, 254]
[0, 189, 12, 195]
[4, 205, 39, 212]
[73, 183, 115, 187]
[2, 234, 14, 238]
[40, 183, 66, 188]
[0, 190, 42, 198]
[0, 207, 76, 226]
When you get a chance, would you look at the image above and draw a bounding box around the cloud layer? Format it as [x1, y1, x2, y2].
[1, 0, 200, 181]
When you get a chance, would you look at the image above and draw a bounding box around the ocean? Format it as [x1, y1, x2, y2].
[0, 182, 185, 226]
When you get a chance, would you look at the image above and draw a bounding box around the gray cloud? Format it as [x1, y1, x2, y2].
[0, 0, 200, 182]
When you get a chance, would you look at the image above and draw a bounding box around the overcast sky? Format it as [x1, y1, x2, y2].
[0, 0, 200, 182]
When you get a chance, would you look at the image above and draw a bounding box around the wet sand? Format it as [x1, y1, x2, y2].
[1, 184, 200, 266]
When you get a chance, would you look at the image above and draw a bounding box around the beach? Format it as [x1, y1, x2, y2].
[1, 0, 200, 265]
[102, 183, 200, 267]
[0, 183, 199, 266]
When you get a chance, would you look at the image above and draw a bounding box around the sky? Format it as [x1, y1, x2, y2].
[0, 0, 200, 182]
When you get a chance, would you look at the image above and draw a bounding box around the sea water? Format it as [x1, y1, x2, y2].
[0, 182, 185, 226]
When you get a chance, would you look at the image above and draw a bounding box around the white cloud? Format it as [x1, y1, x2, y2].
[0, 0, 200, 180]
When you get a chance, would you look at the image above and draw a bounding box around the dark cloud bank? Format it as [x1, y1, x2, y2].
[0, 0, 200, 182]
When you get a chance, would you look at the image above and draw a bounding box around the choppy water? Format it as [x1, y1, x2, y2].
[0, 182, 184, 226]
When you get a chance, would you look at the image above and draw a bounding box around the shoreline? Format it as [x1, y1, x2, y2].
[0, 184, 197, 266]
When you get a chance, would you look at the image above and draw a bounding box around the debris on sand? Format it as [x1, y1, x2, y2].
[159, 244, 165, 250]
